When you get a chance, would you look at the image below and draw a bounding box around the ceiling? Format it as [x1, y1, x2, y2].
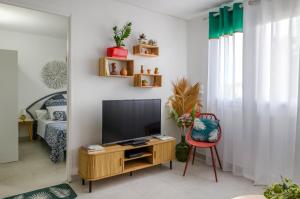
[0, 3, 68, 38]
[116, 0, 232, 20]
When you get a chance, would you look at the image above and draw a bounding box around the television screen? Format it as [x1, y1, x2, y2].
[102, 99, 161, 144]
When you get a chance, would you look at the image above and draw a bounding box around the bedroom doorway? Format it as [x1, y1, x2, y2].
[0, 3, 70, 197]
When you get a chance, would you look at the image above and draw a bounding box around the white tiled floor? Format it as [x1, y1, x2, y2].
[1, 142, 263, 199]
[0, 140, 66, 198]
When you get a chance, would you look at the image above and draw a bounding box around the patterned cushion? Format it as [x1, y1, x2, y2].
[47, 106, 67, 121]
[51, 94, 66, 100]
[53, 111, 67, 121]
[191, 118, 219, 142]
[45, 98, 67, 108]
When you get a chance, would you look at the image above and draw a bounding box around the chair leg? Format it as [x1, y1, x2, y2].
[214, 146, 222, 170]
[183, 146, 193, 176]
[210, 147, 218, 182]
[192, 147, 196, 165]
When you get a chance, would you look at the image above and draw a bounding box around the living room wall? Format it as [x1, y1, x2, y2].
[0, 0, 187, 174]
[187, 16, 208, 111]
[0, 30, 67, 116]
[0, 29, 67, 137]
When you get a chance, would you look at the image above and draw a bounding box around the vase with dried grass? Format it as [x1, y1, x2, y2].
[167, 78, 201, 162]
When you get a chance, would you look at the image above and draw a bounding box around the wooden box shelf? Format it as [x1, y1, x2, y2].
[133, 44, 159, 57]
[79, 138, 175, 193]
[134, 74, 162, 88]
[99, 57, 134, 77]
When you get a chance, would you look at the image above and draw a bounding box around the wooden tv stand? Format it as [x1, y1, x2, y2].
[78, 138, 176, 193]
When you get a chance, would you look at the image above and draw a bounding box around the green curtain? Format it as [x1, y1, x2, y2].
[209, 3, 243, 39]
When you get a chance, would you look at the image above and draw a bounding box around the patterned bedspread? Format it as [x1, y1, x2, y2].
[44, 122, 67, 163]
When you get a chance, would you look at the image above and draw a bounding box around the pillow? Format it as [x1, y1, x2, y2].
[47, 106, 67, 121]
[35, 109, 49, 120]
[51, 94, 65, 100]
[191, 118, 219, 142]
[45, 98, 67, 108]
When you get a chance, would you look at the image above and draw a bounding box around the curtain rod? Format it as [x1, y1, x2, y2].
[199, 0, 258, 20]
[209, 0, 244, 13]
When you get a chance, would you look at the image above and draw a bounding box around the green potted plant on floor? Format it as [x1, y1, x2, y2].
[264, 177, 300, 199]
[167, 78, 201, 162]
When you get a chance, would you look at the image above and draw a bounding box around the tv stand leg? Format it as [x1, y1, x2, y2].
[82, 179, 85, 185]
[170, 161, 173, 170]
[89, 181, 92, 193]
[130, 171, 133, 176]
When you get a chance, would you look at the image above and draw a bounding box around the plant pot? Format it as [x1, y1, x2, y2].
[107, 47, 128, 58]
[175, 135, 190, 162]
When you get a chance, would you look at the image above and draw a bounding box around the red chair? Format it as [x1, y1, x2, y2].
[182, 113, 222, 182]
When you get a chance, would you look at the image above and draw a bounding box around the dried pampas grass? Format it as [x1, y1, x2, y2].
[169, 78, 201, 117]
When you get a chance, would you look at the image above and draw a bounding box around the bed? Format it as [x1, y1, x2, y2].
[26, 91, 67, 163]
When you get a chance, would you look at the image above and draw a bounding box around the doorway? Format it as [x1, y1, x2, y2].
[0, 3, 70, 197]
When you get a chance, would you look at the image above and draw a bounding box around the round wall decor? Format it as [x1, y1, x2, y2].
[41, 61, 67, 89]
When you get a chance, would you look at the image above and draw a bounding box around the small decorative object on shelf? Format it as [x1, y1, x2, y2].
[19, 109, 27, 121]
[147, 69, 151, 74]
[138, 33, 147, 44]
[120, 67, 128, 76]
[148, 39, 157, 46]
[110, 63, 118, 75]
[154, 67, 159, 74]
[142, 80, 148, 86]
[140, 65, 144, 74]
[107, 22, 132, 58]
[82, 144, 104, 152]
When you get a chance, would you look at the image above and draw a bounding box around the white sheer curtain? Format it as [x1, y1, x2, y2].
[207, 0, 300, 184]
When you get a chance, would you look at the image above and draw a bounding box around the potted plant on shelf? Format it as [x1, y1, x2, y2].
[264, 177, 300, 198]
[107, 22, 132, 58]
[167, 78, 201, 162]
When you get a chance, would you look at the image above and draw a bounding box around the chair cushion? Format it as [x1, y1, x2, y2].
[191, 118, 219, 142]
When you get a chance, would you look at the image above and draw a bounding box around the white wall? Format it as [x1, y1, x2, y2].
[0, 30, 67, 114]
[0, 30, 67, 137]
[187, 16, 208, 111]
[0, 0, 187, 174]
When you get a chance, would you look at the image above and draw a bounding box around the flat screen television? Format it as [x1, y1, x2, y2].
[102, 99, 161, 144]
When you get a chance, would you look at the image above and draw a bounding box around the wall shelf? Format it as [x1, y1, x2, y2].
[134, 74, 162, 88]
[133, 44, 159, 57]
[99, 57, 134, 77]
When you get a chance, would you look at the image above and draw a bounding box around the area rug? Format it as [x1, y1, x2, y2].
[4, 183, 77, 199]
